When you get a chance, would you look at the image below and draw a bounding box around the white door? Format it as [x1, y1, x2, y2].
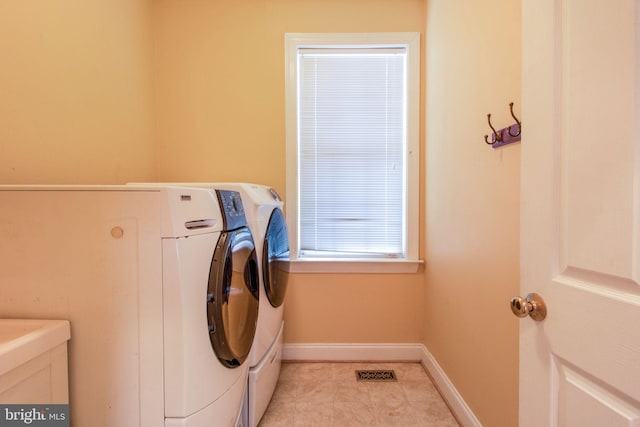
[520, 0, 640, 426]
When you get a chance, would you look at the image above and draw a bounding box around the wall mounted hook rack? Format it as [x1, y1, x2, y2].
[484, 102, 521, 148]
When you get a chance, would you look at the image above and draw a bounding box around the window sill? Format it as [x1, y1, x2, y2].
[285, 259, 424, 274]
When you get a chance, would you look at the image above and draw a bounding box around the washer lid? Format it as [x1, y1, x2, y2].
[263, 208, 290, 308]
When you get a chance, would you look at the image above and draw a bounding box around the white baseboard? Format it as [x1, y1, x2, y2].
[282, 342, 424, 361]
[420, 346, 482, 427]
[282, 343, 482, 427]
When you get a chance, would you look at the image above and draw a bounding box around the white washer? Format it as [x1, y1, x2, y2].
[158, 183, 290, 427]
[0, 185, 260, 427]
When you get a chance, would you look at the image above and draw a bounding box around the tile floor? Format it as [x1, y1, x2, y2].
[258, 362, 460, 426]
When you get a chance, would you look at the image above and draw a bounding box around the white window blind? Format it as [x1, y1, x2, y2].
[297, 48, 407, 258]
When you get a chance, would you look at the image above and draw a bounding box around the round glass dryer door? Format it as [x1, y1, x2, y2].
[263, 208, 290, 308]
[207, 227, 259, 368]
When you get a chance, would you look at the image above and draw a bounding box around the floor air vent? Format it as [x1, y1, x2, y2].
[355, 370, 397, 382]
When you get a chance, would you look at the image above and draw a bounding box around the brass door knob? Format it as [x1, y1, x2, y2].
[510, 293, 547, 321]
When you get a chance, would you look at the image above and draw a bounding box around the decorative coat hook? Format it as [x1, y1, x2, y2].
[507, 102, 521, 137]
[484, 102, 522, 148]
[484, 114, 502, 144]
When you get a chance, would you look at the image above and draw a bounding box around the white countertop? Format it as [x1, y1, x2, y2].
[0, 319, 71, 376]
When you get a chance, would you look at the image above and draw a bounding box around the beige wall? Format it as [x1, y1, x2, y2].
[284, 273, 425, 343]
[152, 0, 427, 344]
[425, 0, 521, 426]
[0, 0, 155, 184]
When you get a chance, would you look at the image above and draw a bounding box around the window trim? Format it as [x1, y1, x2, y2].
[284, 32, 421, 274]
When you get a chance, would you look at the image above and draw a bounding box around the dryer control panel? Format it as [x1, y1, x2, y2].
[216, 190, 248, 231]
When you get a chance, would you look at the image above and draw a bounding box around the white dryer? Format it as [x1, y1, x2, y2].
[197, 183, 290, 427]
[0, 186, 260, 427]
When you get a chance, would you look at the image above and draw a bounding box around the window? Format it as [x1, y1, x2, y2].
[285, 33, 420, 273]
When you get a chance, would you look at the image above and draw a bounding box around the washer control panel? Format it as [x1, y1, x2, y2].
[216, 190, 248, 231]
[268, 187, 282, 202]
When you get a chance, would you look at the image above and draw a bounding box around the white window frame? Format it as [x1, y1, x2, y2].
[284, 32, 421, 274]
